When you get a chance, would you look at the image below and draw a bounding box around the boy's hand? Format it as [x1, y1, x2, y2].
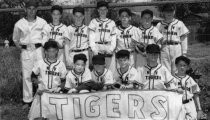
[103, 86, 108, 90]
[68, 88, 77, 93]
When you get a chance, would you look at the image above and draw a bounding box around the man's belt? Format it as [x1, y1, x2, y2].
[98, 53, 113, 57]
[21, 43, 42, 50]
[71, 48, 89, 52]
[162, 41, 180, 45]
[182, 98, 192, 104]
[95, 41, 110, 45]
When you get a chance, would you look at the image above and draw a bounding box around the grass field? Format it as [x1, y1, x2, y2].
[0, 43, 210, 120]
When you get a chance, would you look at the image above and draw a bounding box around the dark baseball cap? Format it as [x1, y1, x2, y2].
[92, 55, 105, 65]
[141, 9, 153, 17]
[162, 4, 176, 12]
[97, 1, 108, 9]
[116, 50, 130, 59]
[119, 8, 132, 16]
[73, 6, 85, 15]
[25, 1, 38, 8]
[146, 44, 160, 54]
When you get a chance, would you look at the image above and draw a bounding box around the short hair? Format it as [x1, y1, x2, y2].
[146, 44, 160, 54]
[73, 54, 87, 63]
[92, 55, 105, 65]
[51, 5, 63, 14]
[141, 9, 153, 18]
[116, 50, 130, 59]
[162, 4, 176, 12]
[44, 40, 59, 50]
[175, 56, 191, 65]
[119, 8, 132, 16]
[97, 1, 108, 9]
[25, 1, 38, 8]
[73, 6, 85, 15]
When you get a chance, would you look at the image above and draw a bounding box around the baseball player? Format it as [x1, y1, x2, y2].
[138, 44, 176, 90]
[136, 9, 163, 69]
[116, 8, 141, 67]
[114, 50, 140, 89]
[174, 56, 203, 120]
[42, 5, 69, 63]
[66, 6, 90, 69]
[65, 54, 92, 93]
[89, 1, 117, 74]
[13, 1, 47, 107]
[156, 4, 189, 74]
[91, 55, 115, 91]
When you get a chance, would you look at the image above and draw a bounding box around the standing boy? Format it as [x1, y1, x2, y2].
[156, 4, 189, 74]
[13, 1, 47, 107]
[89, 1, 117, 73]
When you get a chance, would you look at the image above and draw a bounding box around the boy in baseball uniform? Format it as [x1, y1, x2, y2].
[156, 4, 189, 74]
[138, 44, 176, 90]
[65, 54, 92, 93]
[114, 50, 140, 89]
[13, 1, 47, 108]
[174, 56, 203, 120]
[42, 5, 69, 63]
[66, 6, 90, 69]
[91, 55, 115, 91]
[89, 1, 117, 74]
[116, 8, 141, 67]
[136, 9, 163, 69]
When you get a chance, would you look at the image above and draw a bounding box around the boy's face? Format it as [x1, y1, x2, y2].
[25, 6, 37, 18]
[120, 12, 131, 25]
[141, 14, 152, 26]
[163, 11, 175, 20]
[98, 6, 108, 18]
[94, 64, 105, 73]
[51, 10, 62, 22]
[74, 60, 86, 73]
[45, 48, 58, 59]
[118, 57, 129, 68]
[176, 61, 188, 74]
[147, 53, 159, 63]
[73, 12, 84, 25]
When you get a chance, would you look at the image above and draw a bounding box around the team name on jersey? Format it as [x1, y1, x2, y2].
[164, 31, 178, 35]
[98, 29, 110, 33]
[120, 34, 132, 38]
[50, 31, 63, 36]
[74, 33, 88, 38]
[145, 75, 161, 80]
[45, 70, 61, 76]
[143, 35, 153, 39]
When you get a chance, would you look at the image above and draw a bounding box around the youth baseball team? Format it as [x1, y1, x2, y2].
[12, 1, 204, 119]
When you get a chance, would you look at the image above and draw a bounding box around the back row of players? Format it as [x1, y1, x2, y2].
[13, 1, 203, 119]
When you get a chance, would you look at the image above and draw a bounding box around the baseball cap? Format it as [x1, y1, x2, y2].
[141, 9, 153, 17]
[97, 1, 108, 9]
[25, 1, 38, 8]
[73, 6, 85, 15]
[92, 55, 105, 65]
[119, 8, 132, 16]
[146, 44, 160, 54]
[162, 4, 176, 12]
[116, 50, 130, 59]
[73, 54, 87, 63]
[51, 5, 63, 14]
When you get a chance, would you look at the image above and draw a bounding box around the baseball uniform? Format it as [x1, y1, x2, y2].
[173, 74, 200, 119]
[114, 65, 140, 87]
[32, 58, 67, 91]
[66, 24, 90, 68]
[65, 68, 92, 89]
[91, 68, 114, 85]
[89, 18, 117, 73]
[116, 25, 140, 67]
[42, 23, 69, 62]
[138, 64, 176, 90]
[156, 19, 189, 74]
[136, 25, 163, 69]
[13, 16, 47, 103]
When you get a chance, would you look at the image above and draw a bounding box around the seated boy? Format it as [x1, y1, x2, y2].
[91, 55, 115, 91]
[114, 50, 140, 89]
[174, 56, 203, 119]
[65, 54, 92, 93]
[138, 44, 176, 90]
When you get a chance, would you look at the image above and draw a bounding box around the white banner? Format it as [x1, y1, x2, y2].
[29, 90, 185, 120]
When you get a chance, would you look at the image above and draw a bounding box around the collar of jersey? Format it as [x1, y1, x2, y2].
[161, 19, 178, 26]
[174, 73, 189, 80]
[145, 64, 161, 70]
[117, 65, 132, 76]
[118, 25, 132, 31]
[139, 25, 153, 31]
[94, 68, 108, 77]
[24, 16, 38, 23]
[72, 69, 85, 76]
[71, 24, 84, 28]
[50, 23, 63, 27]
[44, 58, 58, 66]
[96, 18, 109, 23]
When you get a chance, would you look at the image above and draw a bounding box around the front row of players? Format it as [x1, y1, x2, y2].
[32, 40, 202, 119]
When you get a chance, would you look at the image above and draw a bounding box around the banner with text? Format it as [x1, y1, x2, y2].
[29, 90, 185, 120]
